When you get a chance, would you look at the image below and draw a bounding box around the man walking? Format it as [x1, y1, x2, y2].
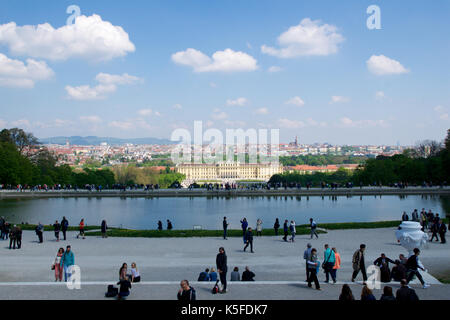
[9, 225, 17, 249]
[406, 248, 430, 289]
[289, 220, 296, 242]
[61, 216, 69, 241]
[240, 218, 248, 244]
[61, 245, 75, 282]
[35, 222, 44, 243]
[310, 218, 318, 239]
[53, 220, 61, 242]
[351, 244, 367, 284]
[303, 243, 312, 282]
[223, 217, 229, 240]
[438, 220, 447, 244]
[282, 219, 288, 242]
[323, 244, 336, 283]
[430, 220, 440, 242]
[216, 247, 228, 293]
[244, 227, 254, 253]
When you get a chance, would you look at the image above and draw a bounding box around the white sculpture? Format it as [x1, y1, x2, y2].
[395, 221, 428, 256]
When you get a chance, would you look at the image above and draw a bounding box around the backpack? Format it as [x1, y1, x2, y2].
[105, 285, 118, 298]
[211, 280, 219, 294]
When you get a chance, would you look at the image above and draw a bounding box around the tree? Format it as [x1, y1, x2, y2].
[0, 128, 39, 155]
[412, 140, 442, 158]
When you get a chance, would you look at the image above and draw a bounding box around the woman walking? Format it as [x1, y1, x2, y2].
[77, 219, 85, 239]
[256, 219, 263, 236]
[54, 248, 64, 281]
[289, 220, 296, 242]
[331, 247, 341, 282]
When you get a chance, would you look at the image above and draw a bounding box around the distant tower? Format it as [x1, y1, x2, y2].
[295, 136, 298, 147]
[66, 139, 70, 147]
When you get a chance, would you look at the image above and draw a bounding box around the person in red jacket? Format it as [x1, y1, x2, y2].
[77, 219, 85, 239]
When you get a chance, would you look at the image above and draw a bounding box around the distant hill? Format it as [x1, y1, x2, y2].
[39, 136, 175, 145]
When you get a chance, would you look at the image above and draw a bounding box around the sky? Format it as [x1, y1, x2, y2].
[0, 0, 449, 145]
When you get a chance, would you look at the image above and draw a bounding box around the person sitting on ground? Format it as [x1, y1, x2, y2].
[360, 285, 376, 301]
[241, 266, 255, 281]
[198, 268, 210, 281]
[379, 286, 396, 301]
[119, 263, 128, 281]
[391, 260, 407, 282]
[209, 267, 218, 282]
[230, 267, 240, 281]
[338, 284, 354, 301]
[177, 280, 196, 301]
[396, 279, 419, 301]
[117, 278, 132, 300]
[130, 262, 141, 283]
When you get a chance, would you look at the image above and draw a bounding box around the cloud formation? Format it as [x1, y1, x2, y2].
[0, 15, 135, 61]
[367, 55, 409, 75]
[0, 53, 54, 88]
[261, 18, 344, 58]
[285, 96, 305, 107]
[330, 96, 350, 104]
[226, 97, 248, 106]
[171, 48, 258, 72]
[65, 73, 141, 100]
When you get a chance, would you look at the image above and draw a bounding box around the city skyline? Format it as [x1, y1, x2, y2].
[0, 0, 449, 145]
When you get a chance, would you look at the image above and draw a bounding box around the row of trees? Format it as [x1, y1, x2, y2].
[270, 130, 450, 186]
[279, 154, 367, 166]
[111, 165, 184, 188]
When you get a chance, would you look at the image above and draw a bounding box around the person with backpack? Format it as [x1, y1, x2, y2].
[61, 217, 69, 241]
[198, 268, 210, 281]
[77, 219, 85, 239]
[177, 280, 196, 301]
[216, 247, 228, 294]
[323, 244, 336, 283]
[310, 218, 318, 239]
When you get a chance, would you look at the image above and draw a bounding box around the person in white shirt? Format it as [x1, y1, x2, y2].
[130, 262, 141, 283]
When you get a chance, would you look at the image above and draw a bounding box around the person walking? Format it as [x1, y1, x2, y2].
[54, 248, 64, 282]
[438, 219, 447, 244]
[101, 220, 108, 238]
[60, 245, 75, 282]
[282, 219, 288, 242]
[331, 247, 340, 283]
[0, 216, 5, 240]
[303, 243, 312, 282]
[373, 253, 395, 283]
[406, 248, 430, 289]
[61, 216, 69, 241]
[157, 220, 163, 231]
[430, 220, 440, 242]
[36, 222, 44, 243]
[167, 220, 173, 230]
[244, 227, 254, 253]
[216, 247, 228, 293]
[53, 220, 61, 242]
[273, 218, 280, 236]
[9, 225, 17, 249]
[310, 218, 318, 239]
[15, 225, 22, 249]
[256, 219, 263, 237]
[323, 244, 336, 284]
[76, 219, 85, 239]
[223, 217, 229, 240]
[351, 244, 367, 284]
[240, 218, 248, 244]
[289, 220, 296, 242]
[177, 280, 196, 301]
[307, 248, 321, 290]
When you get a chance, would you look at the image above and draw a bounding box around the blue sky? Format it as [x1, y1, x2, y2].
[0, 0, 449, 145]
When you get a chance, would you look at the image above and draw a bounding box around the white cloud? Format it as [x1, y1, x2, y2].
[285, 96, 305, 107]
[330, 96, 350, 104]
[367, 55, 409, 75]
[211, 110, 228, 120]
[434, 105, 449, 121]
[0, 15, 135, 61]
[375, 91, 385, 100]
[434, 105, 445, 113]
[173, 104, 183, 110]
[268, 66, 282, 73]
[0, 53, 54, 88]
[338, 117, 388, 128]
[261, 18, 344, 58]
[108, 120, 134, 130]
[137, 109, 153, 116]
[209, 82, 217, 88]
[277, 118, 305, 129]
[255, 107, 269, 115]
[226, 97, 248, 106]
[79, 115, 102, 123]
[440, 113, 449, 120]
[171, 48, 258, 72]
[65, 72, 141, 100]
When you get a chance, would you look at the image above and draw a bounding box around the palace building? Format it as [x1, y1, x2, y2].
[176, 162, 284, 182]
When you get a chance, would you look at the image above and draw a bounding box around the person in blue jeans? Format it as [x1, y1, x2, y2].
[323, 244, 336, 283]
[60, 245, 75, 282]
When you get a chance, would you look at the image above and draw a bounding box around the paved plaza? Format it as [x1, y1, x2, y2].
[0, 228, 449, 300]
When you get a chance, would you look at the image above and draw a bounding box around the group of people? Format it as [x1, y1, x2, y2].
[6, 223, 22, 249]
[197, 266, 255, 282]
[339, 280, 420, 301]
[303, 243, 341, 290]
[52, 245, 75, 282]
[401, 208, 447, 243]
[157, 220, 173, 231]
